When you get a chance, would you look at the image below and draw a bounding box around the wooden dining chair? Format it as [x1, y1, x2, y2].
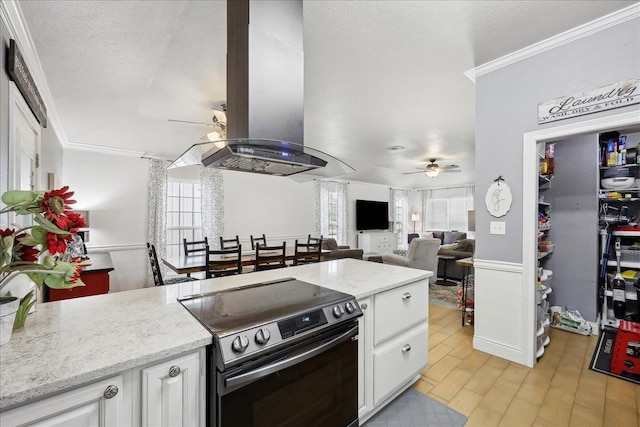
[183, 237, 209, 256]
[205, 244, 243, 279]
[250, 234, 267, 250]
[219, 235, 240, 250]
[293, 238, 323, 265]
[307, 235, 323, 245]
[146, 243, 196, 286]
[182, 237, 209, 278]
[254, 242, 287, 271]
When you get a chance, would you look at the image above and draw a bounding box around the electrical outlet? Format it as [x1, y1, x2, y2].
[490, 221, 506, 235]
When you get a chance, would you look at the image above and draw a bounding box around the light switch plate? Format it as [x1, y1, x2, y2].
[490, 221, 506, 235]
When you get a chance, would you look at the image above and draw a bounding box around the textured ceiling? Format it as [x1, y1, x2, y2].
[17, 0, 636, 188]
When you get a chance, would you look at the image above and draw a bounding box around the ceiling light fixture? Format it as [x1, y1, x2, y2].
[425, 164, 439, 177]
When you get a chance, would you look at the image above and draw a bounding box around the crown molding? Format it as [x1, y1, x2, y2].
[464, 3, 640, 83]
[65, 140, 175, 160]
[1, 0, 70, 146]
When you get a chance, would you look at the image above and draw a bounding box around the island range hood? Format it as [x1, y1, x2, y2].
[202, 0, 323, 176]
[170, 0, 353, 178]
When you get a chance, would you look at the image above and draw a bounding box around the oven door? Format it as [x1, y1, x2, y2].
[215, 322, 359, 427]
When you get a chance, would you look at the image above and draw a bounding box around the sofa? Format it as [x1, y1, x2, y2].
[321, 238, 364, 260]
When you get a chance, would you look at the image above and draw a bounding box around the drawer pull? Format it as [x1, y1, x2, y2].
[402, 292, 412, 300]
[103, 385, 119, 399]
[169, 366, 181, 377]
[360, 303, 368, 310]
[402, 344, 412, 353]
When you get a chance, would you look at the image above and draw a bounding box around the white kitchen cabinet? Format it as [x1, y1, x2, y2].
[358, 279, 429, 424]
[0, 348, 205, 427]
[357, 232, 398, 254]
[0, 375, 131, 427]
[140, 350, 204, 427]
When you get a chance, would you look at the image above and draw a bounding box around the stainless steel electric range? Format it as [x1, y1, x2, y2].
[179, 277, 362, 427]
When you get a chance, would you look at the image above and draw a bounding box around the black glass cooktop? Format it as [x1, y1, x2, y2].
[178, 277, 352, 337]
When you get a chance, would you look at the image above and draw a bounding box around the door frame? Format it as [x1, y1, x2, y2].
[7, 82, 41, 218]
[522, 110, 640, 366]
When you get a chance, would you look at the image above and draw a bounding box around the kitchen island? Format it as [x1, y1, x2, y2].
[0, 258, 431, 425]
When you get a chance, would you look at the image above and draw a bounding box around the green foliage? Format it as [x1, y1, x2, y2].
[13, 290, 36, 329]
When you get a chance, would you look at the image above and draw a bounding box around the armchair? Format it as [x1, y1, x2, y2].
[381, 238, 440, 284]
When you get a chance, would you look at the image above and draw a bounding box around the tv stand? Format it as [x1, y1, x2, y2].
[357, 231, 397, 254]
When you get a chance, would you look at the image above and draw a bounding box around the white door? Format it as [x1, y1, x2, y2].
[2, 84, 42, 302]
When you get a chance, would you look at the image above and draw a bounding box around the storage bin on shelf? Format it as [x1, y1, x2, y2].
[538, 241, 554, 253]
[619, 246, 640, 263]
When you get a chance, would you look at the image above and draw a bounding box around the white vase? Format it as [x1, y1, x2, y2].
[0, 296, 20, 346]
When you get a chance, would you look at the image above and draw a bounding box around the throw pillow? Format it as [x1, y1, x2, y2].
[443, 231, 466, 244]
[419, 232, 434, 239]
[440, 243, 458, 251]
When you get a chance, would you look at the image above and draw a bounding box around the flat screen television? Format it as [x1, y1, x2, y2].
[356, 199, 389, 231]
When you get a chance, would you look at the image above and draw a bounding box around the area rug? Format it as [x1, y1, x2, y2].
[363, 388, 467, 426]
[429, 282, 461, 309]
[589, 328, 640, 386]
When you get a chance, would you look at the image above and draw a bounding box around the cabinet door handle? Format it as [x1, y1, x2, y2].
[402, 292, 412, 300]
[402, 344, 412, 353]
[169, 365, 181, 377]
[103, 385, 119, 399]
[360, 303, 368, 310]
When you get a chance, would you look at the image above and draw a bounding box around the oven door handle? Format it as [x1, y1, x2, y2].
[224, 324, 358, 390]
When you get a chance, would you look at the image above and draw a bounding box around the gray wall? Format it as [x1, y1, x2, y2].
[544, 136, 599, 321]
[475, 17, 640, 264]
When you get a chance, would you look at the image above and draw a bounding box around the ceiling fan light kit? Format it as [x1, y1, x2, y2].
[402, 158, 460, 178]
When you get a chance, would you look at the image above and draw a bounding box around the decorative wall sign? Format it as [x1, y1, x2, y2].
[7, 39, 47, 128]
[485, 176, 512, 218]
[538, 78, 639, 125]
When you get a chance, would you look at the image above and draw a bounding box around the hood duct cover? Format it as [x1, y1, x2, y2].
[171, 0, 354, 178]
[202, 139, 327, 176]
[201, 0, 317, 176]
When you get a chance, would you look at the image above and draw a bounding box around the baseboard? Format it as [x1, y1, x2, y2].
[473, 336, 533, 367]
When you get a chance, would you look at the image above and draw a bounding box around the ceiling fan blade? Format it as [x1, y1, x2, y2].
[168, 119, 215, 127]
[441, 169, 462, 173]
[403, 171, 427, 175]
[440, 164, 460, 170]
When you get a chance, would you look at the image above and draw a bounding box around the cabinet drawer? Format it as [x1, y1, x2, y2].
[373, 324, 428, 404]
[373, 281, 428, 345]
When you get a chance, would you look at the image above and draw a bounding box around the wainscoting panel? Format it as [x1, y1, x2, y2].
[88, 244, 148, 293]
[472, 259, 532, 367]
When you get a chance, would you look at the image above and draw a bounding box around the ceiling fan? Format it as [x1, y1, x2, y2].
[168, 104, 228, 142]
[403, 158, 461, 177]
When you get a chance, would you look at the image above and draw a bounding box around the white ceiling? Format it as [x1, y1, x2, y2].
[16, 0, 636, 188]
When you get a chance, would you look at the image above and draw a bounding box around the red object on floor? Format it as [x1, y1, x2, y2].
[610, 320, 640, 376]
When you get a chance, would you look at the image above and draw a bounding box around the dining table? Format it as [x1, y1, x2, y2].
[162, 247, 330, 275]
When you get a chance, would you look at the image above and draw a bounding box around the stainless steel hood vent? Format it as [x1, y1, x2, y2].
[169, 0, 355, 179]
[201, 139, 326, 176]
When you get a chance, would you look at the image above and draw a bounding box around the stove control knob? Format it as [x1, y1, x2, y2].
[333, 305, 344, 318]
[255, 328, 271, 345]
[345, 301, 356, 314]
[231, 335, 250, 354]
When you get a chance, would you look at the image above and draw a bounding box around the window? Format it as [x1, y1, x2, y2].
[316, 181, 348, 244]
[166, 179, 203, 258]
[425, 196, 468, 231]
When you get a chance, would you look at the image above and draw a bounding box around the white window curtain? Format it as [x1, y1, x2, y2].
[336, 182, 349, 245]
[420, 189, 432, 232]
[200, 167, 224, 249]
[390, 188, 410, 248]
[465, 184, 475, 211]
[315, 181, 349, 245]
[147, 159, 168, 286]
[315, 181, 329, 239]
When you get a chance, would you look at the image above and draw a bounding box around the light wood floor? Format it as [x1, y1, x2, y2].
[412, 304, 640, 427]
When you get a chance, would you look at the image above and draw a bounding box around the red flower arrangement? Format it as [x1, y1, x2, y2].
[1, 186, 86, 329]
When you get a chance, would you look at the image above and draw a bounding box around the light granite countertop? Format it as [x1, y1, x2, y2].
[0, 258, 431, 410]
